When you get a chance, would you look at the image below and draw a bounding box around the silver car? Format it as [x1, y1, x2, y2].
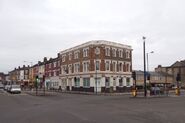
[9, 85, 21, 94]
[5, 85, 11, 91]
[0, 83, 4, 91]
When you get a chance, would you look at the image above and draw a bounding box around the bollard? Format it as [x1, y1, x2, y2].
[175, 88, 180, 96]
[147, 90, 150, 97]
[132, 89, 137, 97]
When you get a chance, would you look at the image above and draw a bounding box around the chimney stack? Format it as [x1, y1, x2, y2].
[44, 57, 47, 62]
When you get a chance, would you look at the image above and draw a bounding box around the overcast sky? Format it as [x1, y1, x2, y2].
[0, 0, 185, 73]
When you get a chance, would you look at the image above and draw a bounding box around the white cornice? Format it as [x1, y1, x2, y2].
[60, 40, 132, 55]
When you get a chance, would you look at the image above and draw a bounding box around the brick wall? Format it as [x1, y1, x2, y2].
[60, 43, 132, 75]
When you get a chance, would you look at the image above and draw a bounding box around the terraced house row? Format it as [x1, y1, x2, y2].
[8, 40, 133, 93]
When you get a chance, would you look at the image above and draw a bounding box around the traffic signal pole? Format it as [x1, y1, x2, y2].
[132, 71, 136, 89]
[43, 75, 45, 96]
[36, 81, 38, 96]
[176, 73, 181, 95]
[35, 75, 38, 96]
[132, 71, 137, 97]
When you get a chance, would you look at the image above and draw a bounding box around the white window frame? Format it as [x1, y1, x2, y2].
[74, 62, 80, 73]
[125, 62, 130, 72]
[126, 50, 130, 59]
[61, 65, 67, 74]
[118, 61, 123, 72]
[74, 51, 80, 59]
[112, 61, 117, 72]
[105, 77, 110, 87]
[112, 48, 117, 57]
[95, 60, 101, 71]
[105, 60, 111, 71]
[126, 77, 130, 87]
[53, 71, 56, 76]
[25, 70, 28, 74]
[83, 47, 89, 57]
[118, 49, 123, 58]
[68, 64, 72, 74]
[69, 52, 72, 61]
[62, 54, 66, 62]
[74, 77, 80, 87]
[105, 47, 110, 56]
[83, 61, 90, 72]
[83, 78, 90, 88]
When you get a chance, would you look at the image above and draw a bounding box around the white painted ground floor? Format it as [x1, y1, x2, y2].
[46, 72, 133, 93]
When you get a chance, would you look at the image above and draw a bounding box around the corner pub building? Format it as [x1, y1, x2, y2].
[59, 40, 133, 93]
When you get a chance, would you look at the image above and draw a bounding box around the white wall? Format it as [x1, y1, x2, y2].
[20, 70, 24, 80]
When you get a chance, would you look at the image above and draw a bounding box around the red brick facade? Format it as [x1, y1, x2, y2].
[59, 40, 133, 93]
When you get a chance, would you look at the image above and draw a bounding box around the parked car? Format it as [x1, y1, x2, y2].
[0, 83, 4, 87]
[0, 83, 4, 90]
[150, 87, 161, 95]
[5, 85, 11, 91]
[9, 85, 21, 94]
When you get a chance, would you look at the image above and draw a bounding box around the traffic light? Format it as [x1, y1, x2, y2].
[147, 73, 150, 80]
[34, 75, 39, 87]
[132, 71, 136, 80]
[176, 73, 181, 81]
[36, 75, 39, 82]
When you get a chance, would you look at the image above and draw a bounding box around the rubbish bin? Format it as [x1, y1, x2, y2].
[175, 88, 180, 96]
[132, 89, 137, 97]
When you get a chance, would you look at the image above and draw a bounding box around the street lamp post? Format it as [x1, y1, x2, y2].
[95, 63, 97, 95]
[95, 47, 98, 95]
[143, 36, 147, 97]
[36, 75, 38, 96]
[43, 75, 45, 96]
[36, 63, 40, 96]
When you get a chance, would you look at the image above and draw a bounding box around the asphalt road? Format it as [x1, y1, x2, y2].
[0, 90, 185, 123]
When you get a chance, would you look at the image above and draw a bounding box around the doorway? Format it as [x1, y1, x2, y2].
[95, 78, 101, 93]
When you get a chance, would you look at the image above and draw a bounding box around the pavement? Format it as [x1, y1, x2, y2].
[0, 89, 185, 123]
[23, 89, 185, 97]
